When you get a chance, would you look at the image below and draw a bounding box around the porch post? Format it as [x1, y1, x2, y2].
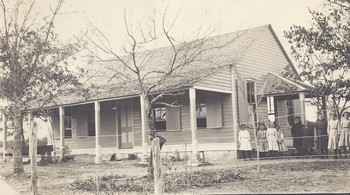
[230, 65, 238, 153]
[2, 110, 7, 162]
[299, 92, 306, 123]
[189, 88, 199, 165]
[140, 95, 148, 162]
[59, 106, 65, 160]
[94, 101, 102, 163]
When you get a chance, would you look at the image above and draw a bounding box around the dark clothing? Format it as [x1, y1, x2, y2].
[315, 119, 328, 150]
[291, 122, 303, 151]
[302, 123, 314, 149]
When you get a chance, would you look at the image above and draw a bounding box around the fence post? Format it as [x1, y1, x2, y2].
[152, 138, 163, 194]
[29, 113, 38, 195]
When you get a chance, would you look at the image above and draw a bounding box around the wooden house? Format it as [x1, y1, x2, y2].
[30, 25, 312, 162]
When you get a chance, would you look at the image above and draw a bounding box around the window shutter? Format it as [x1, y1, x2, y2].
[166, 106, 181, 131]
[206, 94, 222, 128]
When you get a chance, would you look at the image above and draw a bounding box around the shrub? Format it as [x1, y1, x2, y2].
[70, 169, 243, 193]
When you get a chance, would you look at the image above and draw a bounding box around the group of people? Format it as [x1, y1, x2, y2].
[305, 112, 350, 159]
[238, 120, 288, 160]
[238, 111, 350, 160]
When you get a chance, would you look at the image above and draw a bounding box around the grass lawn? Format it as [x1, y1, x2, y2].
[0, 157, 349, 194]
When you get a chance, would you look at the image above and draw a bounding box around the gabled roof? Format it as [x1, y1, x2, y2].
[259, 73, 313, 96]
[31, 24, 295, 109]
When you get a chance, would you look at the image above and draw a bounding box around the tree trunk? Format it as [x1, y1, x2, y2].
[29, 115, 38, 195]
[152, 138, 163, 194]
[13, 104, 24, 175]
[321, 96, 328, 121]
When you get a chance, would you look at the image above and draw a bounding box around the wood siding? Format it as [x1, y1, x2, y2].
[235, 27, 292, 143]
[195, 66, 232, 92]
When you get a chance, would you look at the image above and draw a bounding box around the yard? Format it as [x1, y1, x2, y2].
[0, 156, 349, 194]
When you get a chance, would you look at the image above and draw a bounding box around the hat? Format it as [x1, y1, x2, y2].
[239, 124, 246, 128]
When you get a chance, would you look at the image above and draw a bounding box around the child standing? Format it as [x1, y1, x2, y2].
[257, 123, 269, 158]
[328, 113, 340, 159]
[276, 125, 288, 156]
[238, 124, 252, 161]
[266, 122, 279, 157]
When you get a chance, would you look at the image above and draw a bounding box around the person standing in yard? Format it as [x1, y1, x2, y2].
[314, 114, 328, 158]
[257, 123, 269, 158]
[328, 113, 340, 159]
[302, 121, 315, 156]
[238, 124, 252, 161]
[266, 122, 278, 157]
[291, 116, 303, 156]
[276, 125, 288, 156]
[339, 111, 350, 158]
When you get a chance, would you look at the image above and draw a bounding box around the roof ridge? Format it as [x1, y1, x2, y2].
[90, 24, 272, 63]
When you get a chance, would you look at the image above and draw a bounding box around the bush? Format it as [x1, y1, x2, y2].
[70, 169, 243, 193]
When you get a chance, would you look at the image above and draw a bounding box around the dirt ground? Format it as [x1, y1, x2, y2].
[0, 157, 349, 194]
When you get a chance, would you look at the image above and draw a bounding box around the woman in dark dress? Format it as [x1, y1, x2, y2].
[314, 114, 328, 158]
[291, 116, 303, 155]
[302, 121, 315, 155]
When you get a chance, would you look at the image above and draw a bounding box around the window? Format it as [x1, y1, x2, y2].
[154, 106, 181, 132]
[64, 115, 72, 138]
[154, 107, 166, 131]
[267, 96, 275, 122]
[196, 93, 223, 128]
[247, 81, 256, 104]
[196, 103, 207, 128]
[287, 100, 294, 126]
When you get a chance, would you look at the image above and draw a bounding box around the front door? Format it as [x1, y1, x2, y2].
[118, 99, 133, 149]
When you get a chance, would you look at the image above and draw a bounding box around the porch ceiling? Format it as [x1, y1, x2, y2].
[259, 73, 313, 98]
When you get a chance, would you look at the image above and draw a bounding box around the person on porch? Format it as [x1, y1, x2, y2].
[291, 116, 303, 156]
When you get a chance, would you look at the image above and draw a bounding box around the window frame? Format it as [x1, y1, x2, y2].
[154, 106, 167, 132]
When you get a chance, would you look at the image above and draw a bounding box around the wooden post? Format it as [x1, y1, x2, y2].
[59, 106, 65, 160]
[94, 101, 102, 163]
[2, 110, 7, 162]
[140, 95, 148, 162]
[152, 138, 163, 194]
[29, 113, 38, 195]
[299, 92, 306, 123]
[189, 88, 199, 165]
[230, 65, 239, 153]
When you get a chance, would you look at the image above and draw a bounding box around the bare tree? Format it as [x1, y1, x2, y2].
[0, 0, 86, 177]
[88, 9, 239, 177]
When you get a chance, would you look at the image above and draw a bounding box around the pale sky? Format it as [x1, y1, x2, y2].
[51, 0, 324, 57]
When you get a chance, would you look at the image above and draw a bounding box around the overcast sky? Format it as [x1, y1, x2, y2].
[48, 0, 325, 58]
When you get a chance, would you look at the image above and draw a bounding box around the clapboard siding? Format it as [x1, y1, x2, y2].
[197, 127, 234, 143]
[100, 101, 116, 136]
[64, 136, 117, 149]
[133, 97, 142, 147]
[222, 94, 233, 127]
[276, 100, 292, 146]
[195, 67, 232, 92]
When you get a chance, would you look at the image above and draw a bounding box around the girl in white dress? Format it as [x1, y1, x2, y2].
[276, 125, 288, 155]
[266, 122, 279, 157]
[238, 124, 252, 160]
[328, 113, 340, 159]
[339, 112, 350, 158]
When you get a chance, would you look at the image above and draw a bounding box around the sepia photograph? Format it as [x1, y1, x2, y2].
[0, 0, 349, 194]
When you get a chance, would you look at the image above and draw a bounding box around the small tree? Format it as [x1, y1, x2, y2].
[284, 0, 350, 118]
[0, 0, 86, 176]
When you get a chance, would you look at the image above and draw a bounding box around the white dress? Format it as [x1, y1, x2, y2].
[339, 119, 350, 147]
[328, 119, 339, 150]
[238, 130, 252, 151]
[266, 128, 279, 151]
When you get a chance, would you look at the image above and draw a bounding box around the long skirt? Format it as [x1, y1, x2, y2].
[328, 129, 339, 150]
[267, 136, 279, 151]
[339, 128, 350, 147]
[316, 134, 328, 150]
[239, 139, 252, 151]
[258, 139, 269, 152]
[278, 141, 288, 152]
